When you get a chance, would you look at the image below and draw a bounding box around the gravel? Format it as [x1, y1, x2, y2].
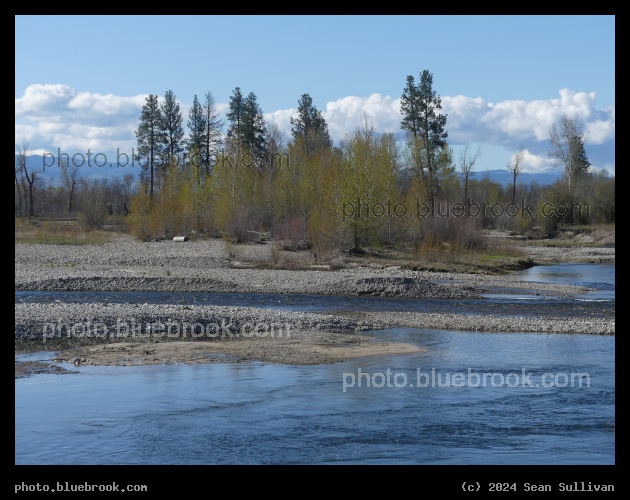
[15, 301, 614, 342]
[15, 235, 602, 298]
[14, 302, 379, 340]
[343, 311, 614, 336]
[15, 235, 615, 345]
[15, 236, 481, 298]
[524, 244, 615, 263]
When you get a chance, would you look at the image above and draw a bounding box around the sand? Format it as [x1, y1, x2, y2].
[15, 235, 614, 376]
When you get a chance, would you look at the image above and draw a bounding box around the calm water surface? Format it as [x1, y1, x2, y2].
[15, 262, 615, 319]
[15, 263, 615, 464]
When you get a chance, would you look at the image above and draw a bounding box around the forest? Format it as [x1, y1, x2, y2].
[15, 70, 615, 262]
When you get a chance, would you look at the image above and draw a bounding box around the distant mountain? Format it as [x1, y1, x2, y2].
[14, 154, 140, 186]
[471, 169, 562, 186]
[15, 155, 564, 188]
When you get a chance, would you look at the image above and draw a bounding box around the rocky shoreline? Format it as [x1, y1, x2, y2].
[15, 236, 606, 298]
[15, 235, 614, 373]
[524, 244, 615, 263]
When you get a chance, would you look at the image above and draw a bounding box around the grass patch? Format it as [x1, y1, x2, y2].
[413, 241, 533, 274]
[342, 240, 533, 275]
[15, 218, 111, 245]
[526, 240, 605, 247]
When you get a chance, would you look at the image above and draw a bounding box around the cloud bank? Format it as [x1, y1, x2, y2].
[16, 84, 614, 173]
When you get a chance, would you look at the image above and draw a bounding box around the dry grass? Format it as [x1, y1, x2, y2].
[409, 237, 531, 274]
[263, 243, 316, 269]
[15, 218, 111, 245]
[341, 236, 532, 275]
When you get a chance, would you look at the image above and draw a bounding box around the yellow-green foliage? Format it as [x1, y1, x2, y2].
[122, 112, 613, 253]
[341, 120, 400, 249]
[128, 161, 205, 240]
[210, 141, 246, 234]
[127, 190, 157, 240]
[15, 218, 110, 245]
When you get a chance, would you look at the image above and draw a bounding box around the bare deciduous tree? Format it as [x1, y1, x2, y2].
[458, 144, 482, 213]
[15, 154, 24, 217]
[16, 143, 36, 217]
[60, 155, 80, 213]
[507, 145, 526, 205]
[548, 113, 586, 191]
[79, 179, 106, 229]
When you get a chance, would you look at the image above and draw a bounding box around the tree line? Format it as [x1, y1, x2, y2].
[14, 141, 136, 229]
[16, 70, 614, 256]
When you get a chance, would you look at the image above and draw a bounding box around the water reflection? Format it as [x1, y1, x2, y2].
[15, 329, 614, 464]
[15, 264, 615, 465]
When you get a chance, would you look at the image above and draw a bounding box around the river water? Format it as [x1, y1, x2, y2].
[15, 263, 615, 465]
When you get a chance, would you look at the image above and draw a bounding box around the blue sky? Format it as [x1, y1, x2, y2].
[15, 15, 615, 176]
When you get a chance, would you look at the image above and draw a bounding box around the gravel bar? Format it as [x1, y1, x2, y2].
[15, 236, 614, 342]
[15, 236, 602, 298]
[14, 302, 379, 340]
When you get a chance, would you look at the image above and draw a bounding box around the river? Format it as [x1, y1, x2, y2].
[15, 263, 614, 465]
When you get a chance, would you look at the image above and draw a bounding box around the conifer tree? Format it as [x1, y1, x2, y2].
[160, 90, 185, 175]
[226, 87, 245, 149]
[400, 70, 448, 201]
[548, 113, 590, 191]
[242, 91, 266, 159]
[400, 76, 421, 140]
[290, 93, 332, 153]
[186, 95, 207, 171]
[135, 94, 165, 199]
[569, 134, 591, 184]
[202, 91, 224, 173]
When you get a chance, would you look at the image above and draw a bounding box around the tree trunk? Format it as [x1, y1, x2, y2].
[68, 181, 75, 212]
[512, 171, 517, 205]
[464, 176, 469, 215]
[27, 173, 35, 217]
[15, 174, 23, 217]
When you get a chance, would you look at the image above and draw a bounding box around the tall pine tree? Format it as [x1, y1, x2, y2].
[400, 70, 448, 200]
[400, 76, 421, 140]
[202, 91, 224, 173]
[569, 134, 591, 186]
[160, 90, 184, 174]
[242, 91, 266, 159]
[226, 87, 245, 150]
[290, 93, 332, 153]
[186, 95, 207, 172]
[135, 94, 165, 199]
[548, 113, 588, 191]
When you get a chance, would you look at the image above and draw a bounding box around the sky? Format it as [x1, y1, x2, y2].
[15, 14, 615, 177]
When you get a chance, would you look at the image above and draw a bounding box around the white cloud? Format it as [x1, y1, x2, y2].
[585, 116, 615, 144]
[264, 108, 296, 136]
[15, 84, 614, 172]
[441, 88, 615, 147]
[15, 84, 152, 157]
[67, 91, 147, 117]
[15, 84, 76, 119]
[15, 84, 147, 123]
[322, 94, 401, 141]
[515, 149, 553, 174]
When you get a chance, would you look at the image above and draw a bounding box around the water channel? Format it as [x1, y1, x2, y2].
[15, 263, 615, 464]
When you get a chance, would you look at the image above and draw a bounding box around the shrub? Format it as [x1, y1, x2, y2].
[512, 215, 534, 236]
[272, 216, 307, 251]
[420, 215, 484, 251]
[126, 191, 155, 240]
[225, 204, 255, 243]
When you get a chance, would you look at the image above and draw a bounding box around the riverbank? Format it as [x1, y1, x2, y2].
[15, 234, 610, 297]
[15, 235, 614, 373]
[24, 334, 426, 370]
[523, 244, 615, 263]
